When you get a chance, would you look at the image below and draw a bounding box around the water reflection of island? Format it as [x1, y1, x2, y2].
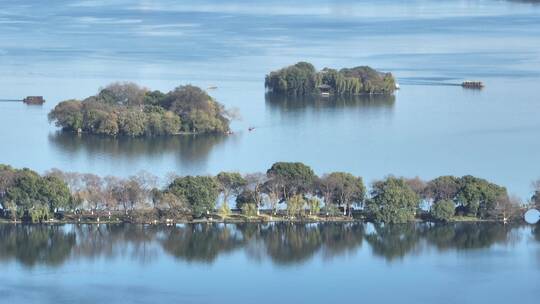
[0, 223, 531, 268]
[48, 132, 230, 165]
[265, 93, 396, 112]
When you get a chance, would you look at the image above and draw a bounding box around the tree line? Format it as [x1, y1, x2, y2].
[265, 62, 396, 96]
[48, 82, 232, 136]
[1, 162, 536, 223]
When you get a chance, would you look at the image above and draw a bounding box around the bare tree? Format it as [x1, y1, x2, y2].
[244, 172, 267, 215]
[532, 179, 540, 208]
[404, 177, 427, 199]
[81, 174, 104, 212]
[263, 176, 282, 215]
[489, 194, 521, 221]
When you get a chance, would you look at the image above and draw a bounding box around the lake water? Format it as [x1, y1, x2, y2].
[0, 222, 538, 304]
[1, 0, 540, 198]
[1, 2, 540, 301]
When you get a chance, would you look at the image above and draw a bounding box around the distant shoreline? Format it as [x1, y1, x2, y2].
[0, 212, 514, 226]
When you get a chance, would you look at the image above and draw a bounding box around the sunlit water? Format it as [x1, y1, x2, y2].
[1, 0, 540, 197]
[0, 222, 538, 304]
[2, 2, 540, 300]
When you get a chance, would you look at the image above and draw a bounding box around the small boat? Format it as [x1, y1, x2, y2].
[461, 81, 484, 89]
[248, 127, 255, 132]
[23, 96, 45, 105]
[207, 86, 218, 90]
[395, 83, 400, 90]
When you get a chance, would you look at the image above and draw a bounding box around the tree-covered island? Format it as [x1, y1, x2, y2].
[265, 62, 396, 96]
[1, 162, 535, 224]
[48, 83, 232, 136]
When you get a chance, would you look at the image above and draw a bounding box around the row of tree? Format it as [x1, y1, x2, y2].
[48, 83, 231, 136]
[265, 62, 396, 96]
[1, 162, 535, 223]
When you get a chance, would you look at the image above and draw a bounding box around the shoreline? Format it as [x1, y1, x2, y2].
[0, 213, 514, 226]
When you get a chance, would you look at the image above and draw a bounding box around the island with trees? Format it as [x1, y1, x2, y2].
[1, 162, 535, 225]
[265, 62, 397, 96]
[48, 82, 232, 137]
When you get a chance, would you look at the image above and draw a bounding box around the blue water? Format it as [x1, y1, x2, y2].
[0, 223, 539, 304]
[2, 0, 540, 198]
[2, 1, 540, 302]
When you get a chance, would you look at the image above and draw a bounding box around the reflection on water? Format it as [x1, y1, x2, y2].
[48, 132, 230, 165]
[0, 222, 534, 268]
[0, 225, 76, 267]
[265, 93, 395, 112]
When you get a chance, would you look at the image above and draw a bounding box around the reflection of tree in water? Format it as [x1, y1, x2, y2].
[0, 222, 525, 267]
[48, 132, 228, 164]
[423, 223, 512, 251]
[239, 223, 364, 265]
[533, 224, 540, 242]
[0, 225, 75, 267]
[319, 223, 364, 259]
[265, 93, 395, 112]
[365, 223, 421, 261]
[259, 223, 324, 265]
[72, 224, 160, 264]
[159, 224, 243, 263]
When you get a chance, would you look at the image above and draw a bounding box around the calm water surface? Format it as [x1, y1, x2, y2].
[0, 222, 539, 304]
[1, 3, 540, 301]
[1, 0, 540, 197]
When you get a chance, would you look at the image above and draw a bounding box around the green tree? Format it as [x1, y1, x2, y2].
[366, 177, 420, 223]
[47, 100, 83, 132]
[266, 162, 316, 202]
[431, 199, 455, 222]
[6, 169, 71, 212]
[48, 83, 229, 137]
[118, 109, 147, 136]
[455, 175, 508, 218]
[167, 176, 219, 217]
[265, 62, 396, 96]
[216, 172, 246, 214]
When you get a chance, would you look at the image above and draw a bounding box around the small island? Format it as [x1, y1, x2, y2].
[265, 62, 397, 96]
[48, 83, 232, 137]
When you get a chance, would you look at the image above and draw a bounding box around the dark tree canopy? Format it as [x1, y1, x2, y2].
[366, 177, 420, 223]
[265, 162, 316, 202]
[431, 199, 456, 222]
[167, 176, 220, 217]
[455, 175, 508, 218]
[49, 83, 230, 137]
[0, 165, 72, 221]
[265, 62, 396, 96]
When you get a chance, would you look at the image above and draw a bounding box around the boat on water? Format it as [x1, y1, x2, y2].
[23, 96, 45, 105]
[461, 81, 484, 89]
